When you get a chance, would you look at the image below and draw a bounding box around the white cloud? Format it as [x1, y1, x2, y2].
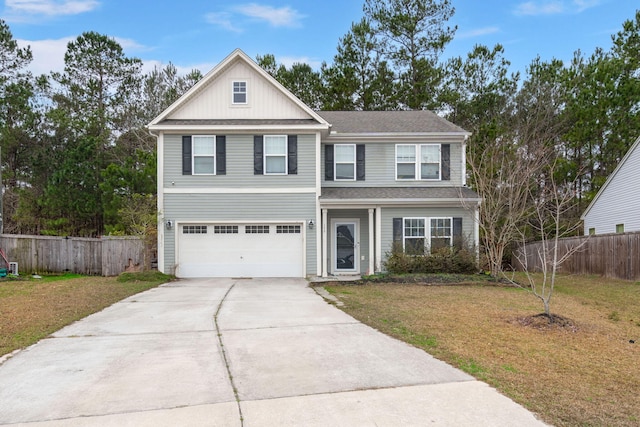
[205, 12, 243, 33]
[18, 36, 152, 76]
[514, 1, 564, 16]
[6, 0, 99, 17]
[458, 26, 500, 39]
[17, 37, 72, 76]
[113, 37, 148, 52]
[571, 0, 601, 12]
[514, 0, 601, 16]
[235, 3, 304, 28]
[279, 56, 321, 70]
[206, 3, 304, 32]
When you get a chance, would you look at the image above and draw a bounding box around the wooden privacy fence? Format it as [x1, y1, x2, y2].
[0, 234, 146, 276]
[513, 231, 640, 281]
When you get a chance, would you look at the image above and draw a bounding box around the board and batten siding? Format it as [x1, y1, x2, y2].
[322, 138, 464, 188]
[163, 192, 317, 275]
[163, 134, 316, 188]
[169, 60, 311, 121]
[583, 138, 640, 235]
[380, 207, 476, 257]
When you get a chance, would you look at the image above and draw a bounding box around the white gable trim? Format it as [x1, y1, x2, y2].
[148, 49, 329, 128]
[581, 135, 640, 220]
[149, 124, 329, 132]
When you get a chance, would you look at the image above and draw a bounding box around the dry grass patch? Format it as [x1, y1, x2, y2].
[325, 274, 640, 427]
[0, 273, 171, 357]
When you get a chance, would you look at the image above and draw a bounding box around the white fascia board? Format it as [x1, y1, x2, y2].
[324, 132, 470, 143]
[319, 197, 482, 208]
[148, 124, 329, 133]
[580, 135, 640, 220]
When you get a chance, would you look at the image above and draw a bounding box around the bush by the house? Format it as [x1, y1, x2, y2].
[383, 243, 478, 274]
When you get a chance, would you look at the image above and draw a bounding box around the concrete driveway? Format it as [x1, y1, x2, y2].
[0, 278, 547, 426]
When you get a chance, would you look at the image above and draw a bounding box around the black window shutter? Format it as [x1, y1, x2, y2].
[392, 218, 403, 244]
[453, 217, 463, 249]
[441, 144, 450, 181]
[216, 136, 226, 175]
[356, 144, 365, 181]
[325, 145, 334, 181]
[254, 135, 263, 175]
[182, 136, 192, 175]
[288, 135, 297, 175]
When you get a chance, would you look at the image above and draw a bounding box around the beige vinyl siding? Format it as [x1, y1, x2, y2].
[163, 192, 317, 276]
[322, 138, 464, 187]
[326, 209, 370, 274]
[169, 60, 311, 120]
[163, 134, 316, 188]
[380, 206, 475, 257]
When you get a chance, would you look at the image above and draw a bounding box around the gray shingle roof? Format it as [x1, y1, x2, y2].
[317, 111, 468, 134]
[320, 187, 480, 200]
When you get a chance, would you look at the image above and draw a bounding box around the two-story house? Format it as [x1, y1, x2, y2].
[148, 49, 480, 278]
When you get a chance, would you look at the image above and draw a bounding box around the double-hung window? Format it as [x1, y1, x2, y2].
[396, 144, 441, 180]
[403, 218, 426, 255]
[334, 144, 356, 180]
[396, 145, 417, 179]
[430, 218, 452, 250]
[420, 145, 440, 180]
[401, 217, 453, 254]
[193, 136, 215, 175]
[264, 135, 287, 174]
[232, 81, 247, 104]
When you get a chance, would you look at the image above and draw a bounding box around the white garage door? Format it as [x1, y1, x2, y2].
[177, 223, 304, 278]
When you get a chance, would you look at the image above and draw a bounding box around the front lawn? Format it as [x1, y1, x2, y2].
[0, 272, 172, 357]
[325, 274, 640, 427]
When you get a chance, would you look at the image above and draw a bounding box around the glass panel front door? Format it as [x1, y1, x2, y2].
[335, 222, 356, 272]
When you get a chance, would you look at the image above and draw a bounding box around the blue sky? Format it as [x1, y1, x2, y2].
[2, 0, 638, 78]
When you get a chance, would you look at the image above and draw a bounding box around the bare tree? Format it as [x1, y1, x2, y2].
[510, 159, 588, 317]
[465, 56, 571, 277]
[465, 136, 549, 276]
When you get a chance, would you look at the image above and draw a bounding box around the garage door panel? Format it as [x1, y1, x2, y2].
[177, 224, 303, 278]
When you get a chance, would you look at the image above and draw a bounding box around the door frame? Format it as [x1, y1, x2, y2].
[331, 218, 360, 274]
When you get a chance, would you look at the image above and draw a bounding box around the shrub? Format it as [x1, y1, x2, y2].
[383, 242, 478, 274]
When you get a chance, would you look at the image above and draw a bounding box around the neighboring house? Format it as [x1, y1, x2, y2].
[148, 49, 481, 278]
[581, 135, 640, 235]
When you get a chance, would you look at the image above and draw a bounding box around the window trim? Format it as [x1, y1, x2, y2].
[396, 144, 417, 180]
[403, 217, 426, 255]
[192, 135, 216, 175]
[263, 135, 288, 175]
[420, 144, 441, 180]
[429, 217, 452, 250]
[232, 80, 247, 104]
[334, 144, 356, 181]
[402, 216, 453, 254]
[395, 144, 442, 181]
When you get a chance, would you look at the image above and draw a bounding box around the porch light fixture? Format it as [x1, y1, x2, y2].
[165, 220, 173, 229]
[308, 219, 314, 229]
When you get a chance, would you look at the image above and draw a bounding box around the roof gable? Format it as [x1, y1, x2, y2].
[148, 49, 328, 127]
[581, 135, 640, 219]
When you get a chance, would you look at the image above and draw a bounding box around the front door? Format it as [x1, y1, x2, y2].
[334, 220, 358, 273]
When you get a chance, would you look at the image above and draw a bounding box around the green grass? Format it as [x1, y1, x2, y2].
[325, 273, 640, 427]
[0, 272, 173, 357]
